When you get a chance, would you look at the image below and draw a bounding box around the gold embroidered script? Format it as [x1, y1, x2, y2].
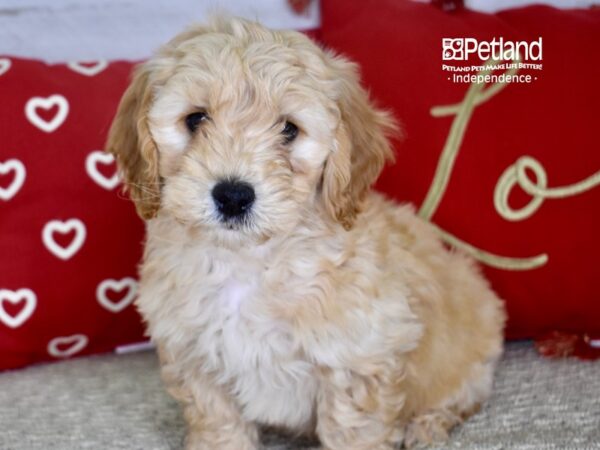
[418, 58, 599, 270]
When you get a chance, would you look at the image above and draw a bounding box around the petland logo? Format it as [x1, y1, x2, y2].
[442, 37, 543, 61]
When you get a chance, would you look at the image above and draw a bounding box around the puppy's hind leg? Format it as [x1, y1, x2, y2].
[402, 407, 462, 449]
[403, 356, 498, 449]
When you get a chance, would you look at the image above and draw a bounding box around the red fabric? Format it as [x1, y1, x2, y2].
[321, 1, 600, 343]
[0, 57, 146, 370]
[535, 331, 600, 360]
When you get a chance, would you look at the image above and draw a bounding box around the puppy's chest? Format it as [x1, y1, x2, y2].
[194, 257, 318, 428]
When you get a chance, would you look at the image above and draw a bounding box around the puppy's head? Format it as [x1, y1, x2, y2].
[107, 17, 396, 241]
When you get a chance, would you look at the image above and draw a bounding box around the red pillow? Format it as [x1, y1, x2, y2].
[321, 1, 600, 349]
[0, 57, 146, 370]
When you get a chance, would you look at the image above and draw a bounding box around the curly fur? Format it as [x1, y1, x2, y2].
[107, 17, 506, 450]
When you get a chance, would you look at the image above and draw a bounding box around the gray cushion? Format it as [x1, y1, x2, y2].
[1, 342, 598, 449]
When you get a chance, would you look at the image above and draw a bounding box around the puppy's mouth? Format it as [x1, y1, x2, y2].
[218, 214, 254, 231]
[211, 179, 256, 231]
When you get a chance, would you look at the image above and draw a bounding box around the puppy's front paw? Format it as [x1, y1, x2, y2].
[185, 431, 260, 450]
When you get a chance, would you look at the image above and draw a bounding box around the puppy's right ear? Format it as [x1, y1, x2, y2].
[106, 65, 161, 220]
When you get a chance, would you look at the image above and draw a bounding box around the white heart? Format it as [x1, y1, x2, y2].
[47, 334, 88, 358]
[0, 58, 11, 76]
[96, 277, 138, 313]
[25, 94, 69, 133]
[0, 159, 26, 201]
[0, 288, 37, 328]
[42, 219, 86, 260]
[67, 60, 108, 77]
[85, 151, 120, 190]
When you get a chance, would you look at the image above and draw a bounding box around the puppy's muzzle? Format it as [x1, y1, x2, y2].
[212, 180, 255, 220]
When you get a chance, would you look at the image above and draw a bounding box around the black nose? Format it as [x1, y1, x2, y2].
[212, 180, 255, 219]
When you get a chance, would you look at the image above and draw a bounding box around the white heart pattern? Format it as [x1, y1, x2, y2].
[42, 219, 86, 260]
[0, 159, 26, 201]
[0, 288, 37, 328]
[0, 58, 11, 76]
[25, 94, 69, 133]
[67, 60, 108, 77]
[96, 277, 138, 313]
[47, 334, 88, 358]
[85, 151, 120, 190]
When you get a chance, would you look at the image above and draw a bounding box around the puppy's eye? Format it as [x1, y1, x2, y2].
[185, 111, 208, 133]
[281, 121, 299, 144]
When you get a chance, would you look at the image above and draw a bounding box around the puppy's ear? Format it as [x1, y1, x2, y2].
[106, 65, 161, 220]
[321, 56, 397, 230]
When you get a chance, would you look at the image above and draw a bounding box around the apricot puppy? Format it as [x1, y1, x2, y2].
[107, 17, 506, 450]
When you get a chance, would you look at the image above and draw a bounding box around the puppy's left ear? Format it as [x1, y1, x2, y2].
[321, 55, 398, 230]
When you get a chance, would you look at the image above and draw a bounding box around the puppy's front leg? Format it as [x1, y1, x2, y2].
[180, 381, 259, 450]
[316, 366, 405, 450]
[158, 348, 259, 450]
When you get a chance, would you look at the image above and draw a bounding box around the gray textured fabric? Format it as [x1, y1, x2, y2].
[0, 342, 598, 450]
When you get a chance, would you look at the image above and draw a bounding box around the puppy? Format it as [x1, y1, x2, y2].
[107, 17, 506, 450]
